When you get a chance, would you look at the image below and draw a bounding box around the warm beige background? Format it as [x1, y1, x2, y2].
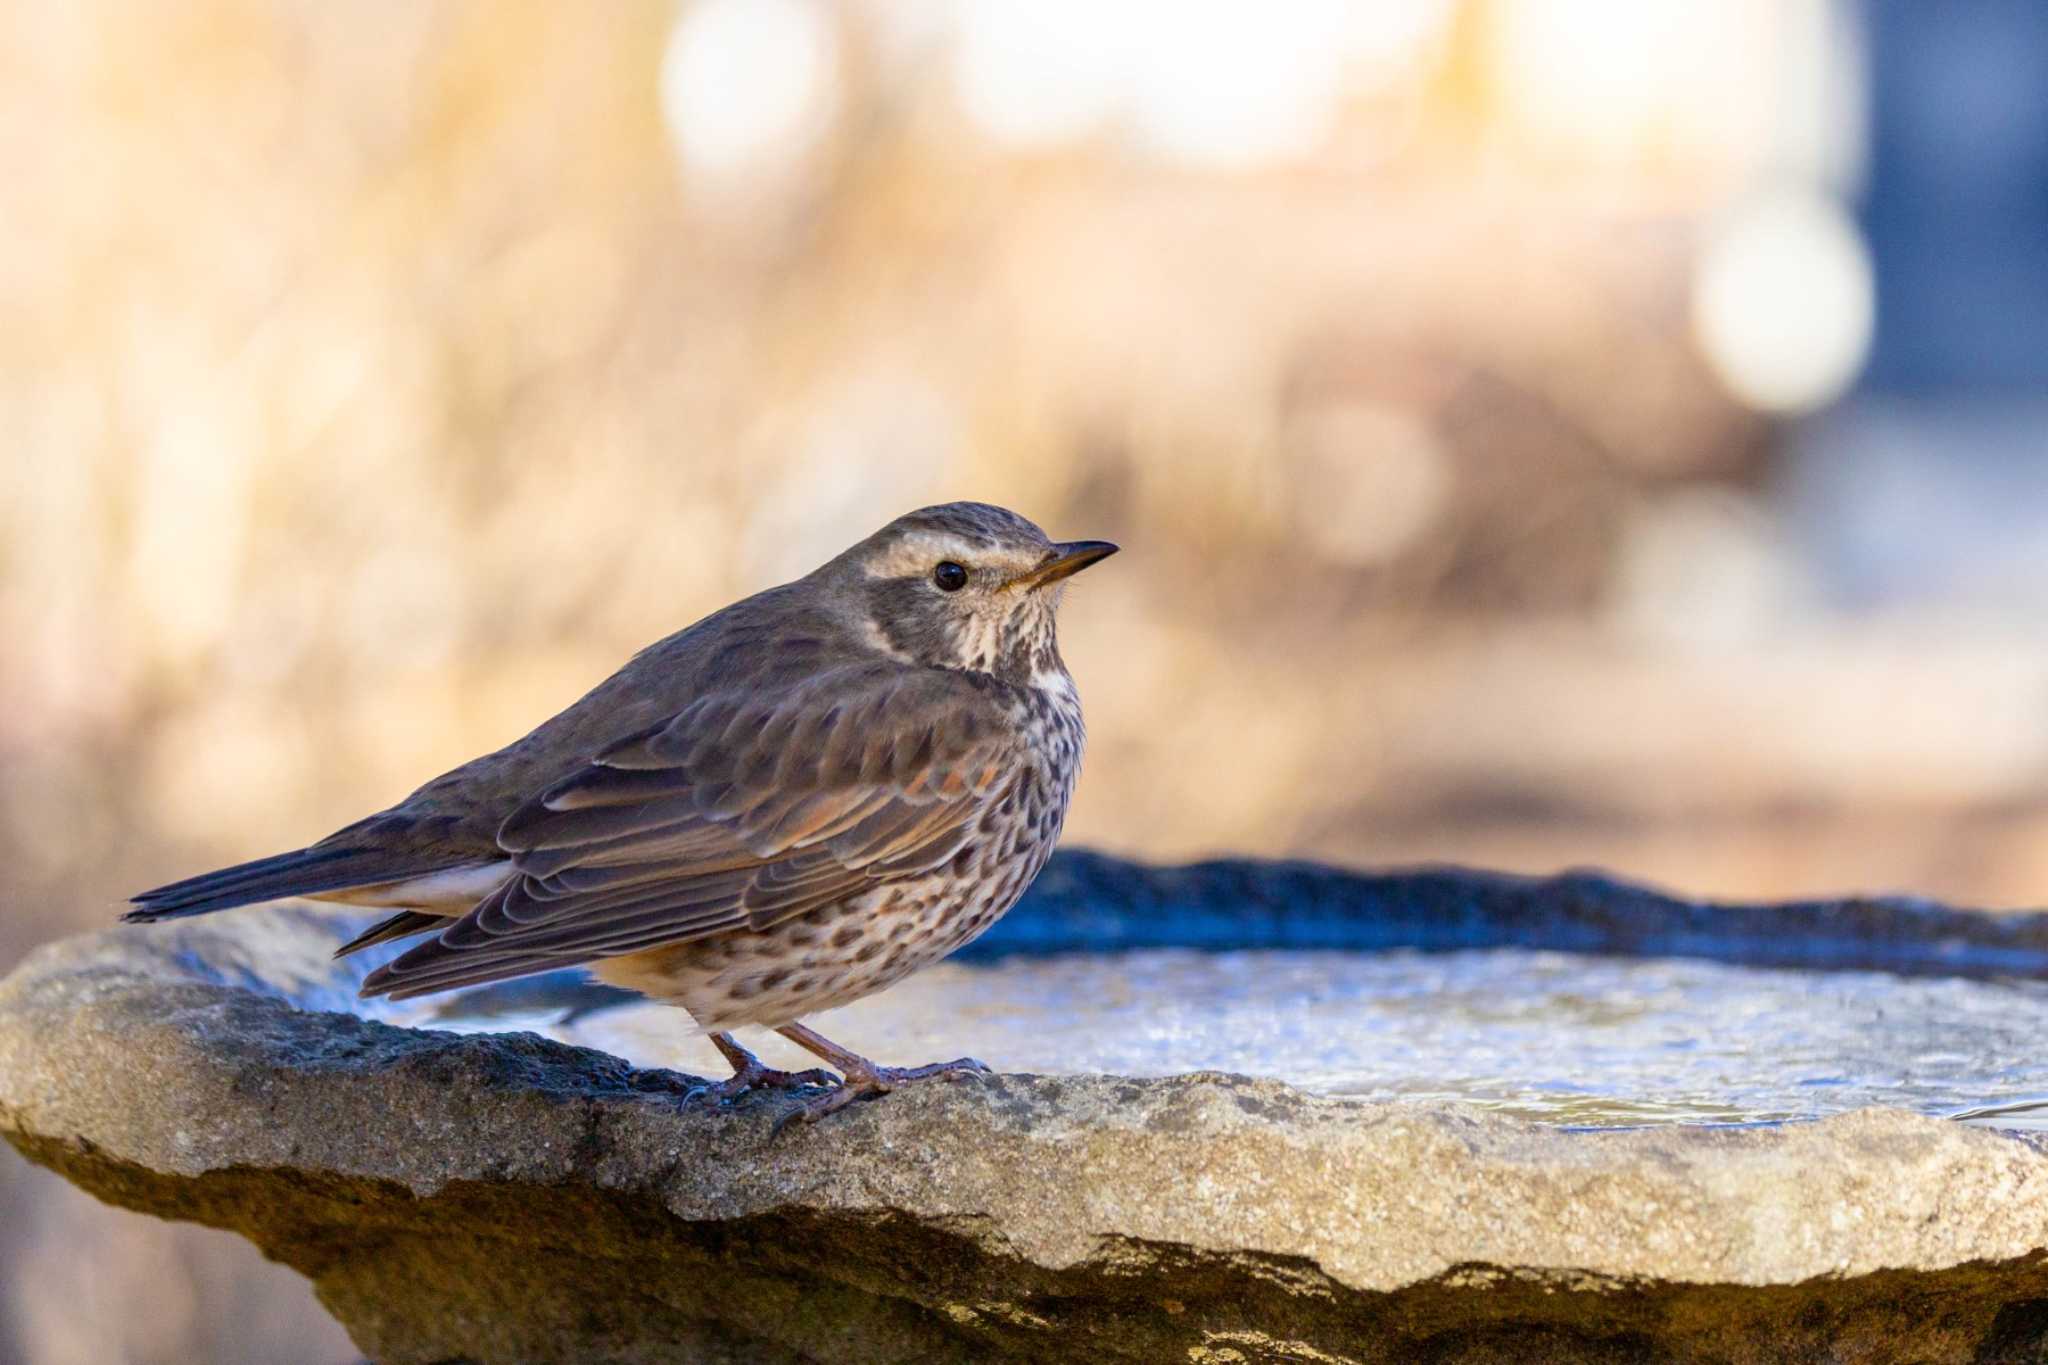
[4, 3, 2042, 1361]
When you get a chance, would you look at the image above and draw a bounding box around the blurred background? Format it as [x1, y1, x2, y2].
[3, 0, 2046, 1359]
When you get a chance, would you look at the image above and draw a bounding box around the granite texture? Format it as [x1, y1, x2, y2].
[6, 858, 2048, 1362]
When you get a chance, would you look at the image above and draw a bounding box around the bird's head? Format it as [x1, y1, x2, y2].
[826, 502, 1117, 684]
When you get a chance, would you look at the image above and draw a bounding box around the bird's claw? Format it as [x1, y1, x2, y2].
[690, 1062, 837, 1106]
[770, 1056, 990, 1134]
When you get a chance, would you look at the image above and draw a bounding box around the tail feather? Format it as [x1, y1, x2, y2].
[333, 910, 446, 958]
[126, 846, 470, 922]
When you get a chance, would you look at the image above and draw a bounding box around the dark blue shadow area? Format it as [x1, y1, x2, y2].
[965, 852, 2048, 975]
[1859, 0, 2048, 394]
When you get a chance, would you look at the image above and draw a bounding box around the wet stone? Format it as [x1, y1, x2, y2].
[7, 853, 2048, 1362]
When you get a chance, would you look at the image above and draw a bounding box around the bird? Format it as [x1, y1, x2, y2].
[127, 502, 1117, 1123]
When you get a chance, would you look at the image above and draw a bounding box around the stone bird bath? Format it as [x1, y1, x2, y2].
[8, 851, 2048, 1362]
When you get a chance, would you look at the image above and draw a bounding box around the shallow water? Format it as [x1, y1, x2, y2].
[378, 947, 2048, 1128]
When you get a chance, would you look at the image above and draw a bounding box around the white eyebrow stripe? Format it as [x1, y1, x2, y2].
[863, 532, 987, 578]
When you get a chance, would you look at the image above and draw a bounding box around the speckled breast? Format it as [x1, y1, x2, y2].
[596, 684, 1083, 1032]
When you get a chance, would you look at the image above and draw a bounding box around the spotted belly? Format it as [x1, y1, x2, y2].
[592, 851, 1045, 1033]
[593, 686, 1080, 1033]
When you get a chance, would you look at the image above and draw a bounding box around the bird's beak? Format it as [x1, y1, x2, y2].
[1007, 540, 1120, 592]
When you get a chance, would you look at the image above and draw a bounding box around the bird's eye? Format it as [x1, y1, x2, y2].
[932, 561, 969, 592]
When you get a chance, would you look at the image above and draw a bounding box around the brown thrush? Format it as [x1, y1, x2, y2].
[128, 502, 1116, 1122]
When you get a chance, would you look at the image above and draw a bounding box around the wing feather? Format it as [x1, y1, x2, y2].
[358, 664, 1017, 1000]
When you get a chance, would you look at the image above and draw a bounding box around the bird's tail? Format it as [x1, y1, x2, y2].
[126, 845, 454, 922]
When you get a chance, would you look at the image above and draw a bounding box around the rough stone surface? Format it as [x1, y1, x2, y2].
[6, 865, 2048, 1363]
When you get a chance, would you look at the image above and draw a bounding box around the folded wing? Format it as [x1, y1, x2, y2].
[358, 663, 1017, 1000]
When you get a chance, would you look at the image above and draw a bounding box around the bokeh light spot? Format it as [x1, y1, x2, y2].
[661, 0, 837, 178]
[1691, 185, 1875, 413]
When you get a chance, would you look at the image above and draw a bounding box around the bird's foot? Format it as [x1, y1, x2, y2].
[773, 1056, 990, 1132]
[692, 1059, 838, 1105]
[693, 1031, 834, 1106]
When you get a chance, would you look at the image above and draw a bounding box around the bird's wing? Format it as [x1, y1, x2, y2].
[358, 663, 1019, 999]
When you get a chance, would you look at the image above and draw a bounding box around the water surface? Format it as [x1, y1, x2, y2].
[379, 947, 2048, 1128]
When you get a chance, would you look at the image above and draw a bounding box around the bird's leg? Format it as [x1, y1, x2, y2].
[691, 1031, 835, 1104]
[771, 1021, 989, 1126]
